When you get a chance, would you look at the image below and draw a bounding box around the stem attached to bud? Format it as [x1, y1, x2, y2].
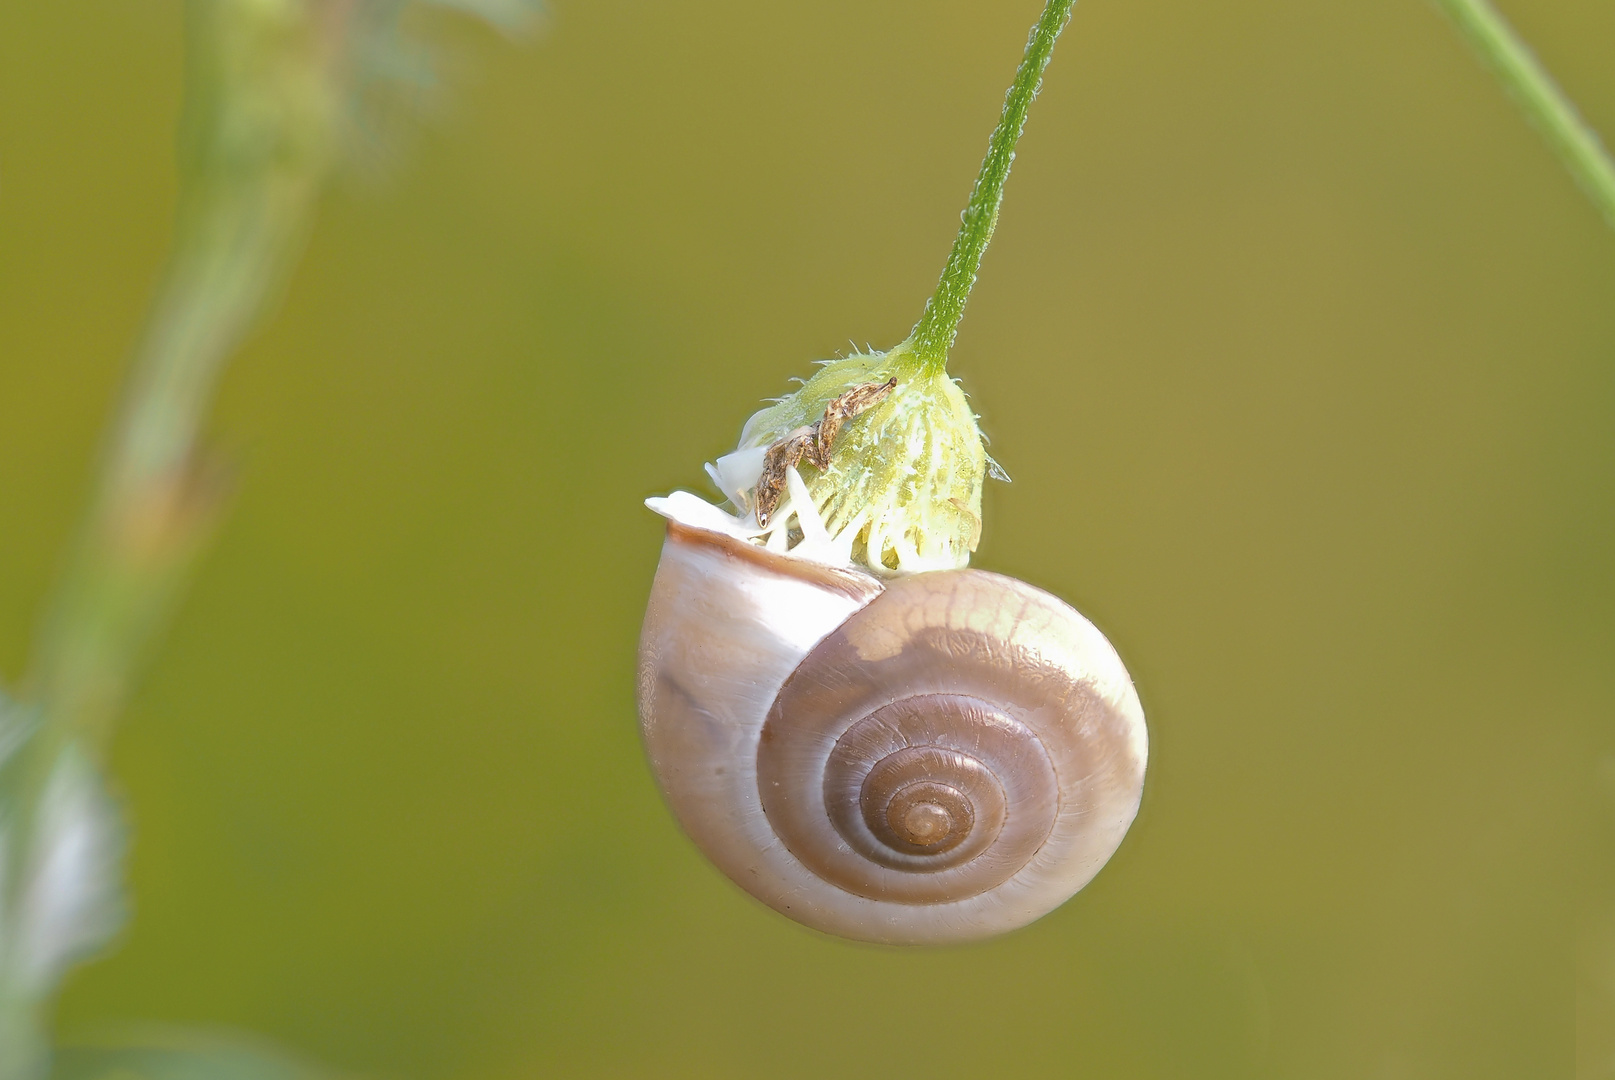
[908, 0, 1076, 375]
[715, 0, 1081, 574]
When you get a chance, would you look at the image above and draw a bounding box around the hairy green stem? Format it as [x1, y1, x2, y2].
[1435, 0, 1615, 229]
[908, 0, 1075, 374]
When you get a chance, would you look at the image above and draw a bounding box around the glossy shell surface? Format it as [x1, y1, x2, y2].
[637, 521, 1147, 944]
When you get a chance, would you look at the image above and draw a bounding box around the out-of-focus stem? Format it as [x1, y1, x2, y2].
[29, 0, 339, 751]
[908, 0, 1075, 375]
[0, 1, 535, 1075]
[1435, 0, 1615, 230]
[0, 5, 347, 1077]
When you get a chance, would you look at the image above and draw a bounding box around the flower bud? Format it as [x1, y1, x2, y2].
[670, 340, 987, 576]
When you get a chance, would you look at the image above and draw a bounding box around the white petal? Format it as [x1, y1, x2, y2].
[712, 445, 768, 507]
[646, 492, 758, 540]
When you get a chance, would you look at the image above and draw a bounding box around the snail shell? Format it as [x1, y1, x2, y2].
[637, 519, 1147, 945]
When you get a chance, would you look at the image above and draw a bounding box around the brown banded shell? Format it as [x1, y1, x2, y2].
[637, 520, 1147, 945]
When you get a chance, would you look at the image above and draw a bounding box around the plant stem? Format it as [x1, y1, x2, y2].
[909, 0, 1076, 374]
[1, 3, 535, 1076]
[1435, 0, 1615, 230]
[0, 5, 341, 1076]
[27, 0, 336, 755]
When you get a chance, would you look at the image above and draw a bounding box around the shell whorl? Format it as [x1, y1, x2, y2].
[638, 522, 1146, 945]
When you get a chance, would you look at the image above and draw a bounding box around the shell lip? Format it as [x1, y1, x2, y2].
[649, 494, 884, 603]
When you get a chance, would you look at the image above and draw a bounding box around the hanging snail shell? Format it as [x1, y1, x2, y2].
[637, 512, 1148, 945]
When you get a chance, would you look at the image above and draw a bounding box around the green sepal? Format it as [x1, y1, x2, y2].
[736, 340, 986, 573]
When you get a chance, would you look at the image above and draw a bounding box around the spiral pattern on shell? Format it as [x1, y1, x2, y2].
[637, 519, 1146, 945]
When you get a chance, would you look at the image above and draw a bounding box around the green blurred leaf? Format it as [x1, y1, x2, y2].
[52, 1030, 334, 1080]
[1, 744, 126, 1079]
[416, 0, 539, 34]
[0, 684, 30, 772]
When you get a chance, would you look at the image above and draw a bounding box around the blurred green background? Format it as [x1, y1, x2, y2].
[2, 0, 1612, 1076]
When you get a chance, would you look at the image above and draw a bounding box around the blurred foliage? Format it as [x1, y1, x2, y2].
[2, 0, 532, 1076]
[0, 0, 1611, 1078]
[53, 1029, 330, 1080]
